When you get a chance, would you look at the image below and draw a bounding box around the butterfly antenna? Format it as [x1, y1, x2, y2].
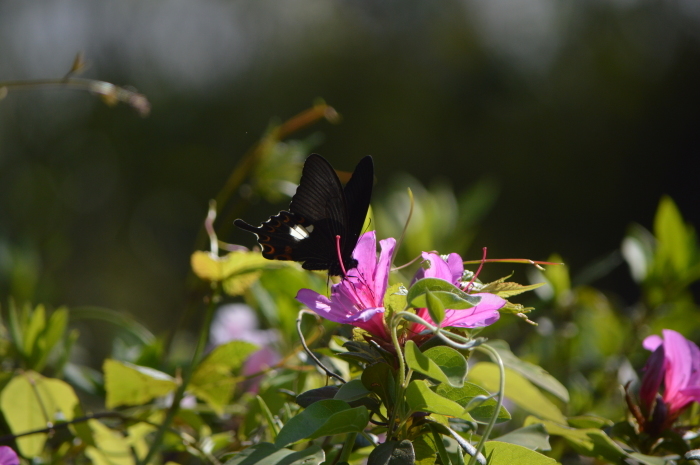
[464, 247, 488, 293]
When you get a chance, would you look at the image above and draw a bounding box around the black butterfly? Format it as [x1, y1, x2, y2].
[234, 154, 374, 277]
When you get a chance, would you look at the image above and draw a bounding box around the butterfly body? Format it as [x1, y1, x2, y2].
[234, 154, 373, 277]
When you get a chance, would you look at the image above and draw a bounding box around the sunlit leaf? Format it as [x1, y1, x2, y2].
[423, 345, 468, 388]
[405, 380, 469, 420]
[483, 441, 558, 465]
[435, 383, 510, 424]
[0, 371, 79, 457]
[190, 340, 258, 414]
[103, 359, 177, 409]
[468, 362, 565, 423]
[84, 419, 135, 465]
[527, 417, 627, 463]
[486, 340, 569, 403]
[407, 278, 480, 310]
[494, 423, 551, 451]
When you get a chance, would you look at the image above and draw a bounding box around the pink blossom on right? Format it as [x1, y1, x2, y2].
[410, 252, 506, 334]
[639, 329, 700, 425]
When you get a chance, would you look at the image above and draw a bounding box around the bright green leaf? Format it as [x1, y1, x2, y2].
[486, 340, 569, 402]
[468, 362, 565, 423]
[425, 290, 446, 325]
[407, 278, 480, 310]
[189, 340, 258, 414]
[483, 441, 559, 465]
[405, 380, 469, 420]
[495, 423, 551, 451]
[84, 419, 135, 465]
[103, 359, 177, 409]
[435, 383, 510, 424]
[405, 340, 451, 386]
[274, 400, 368, 448]
[424, 345, 467, 388]
[528, 417, 627, 463]
[0, 371, 79, 457]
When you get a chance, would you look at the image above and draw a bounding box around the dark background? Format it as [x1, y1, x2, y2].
[1, 1, 698, 334]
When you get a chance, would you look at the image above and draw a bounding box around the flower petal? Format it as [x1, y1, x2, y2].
[441, 293, 505, 328]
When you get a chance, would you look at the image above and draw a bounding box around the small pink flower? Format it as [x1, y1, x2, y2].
[0, 446, 19, 465]
[410, 252, 506, 334]
[210, 304, 280, 392]
[296, 231, 395, 340]
[640, 329, 700, 421]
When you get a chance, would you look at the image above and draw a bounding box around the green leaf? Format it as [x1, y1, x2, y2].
[384, 283, 408, 320]
[468, 362, 566, 423]
[367, 440, 415, 465]
[528, 417, 627, 463]
[103, 359, 177, 409]
[407, 278, 481, 310]
[542, 254, 570, 303]
[6, 300, 25, 357]
[483, 441, 559, 465]
[0, 371, 79, 457]
[495, 424, 551, 451]
[486, 340, 569, 403]
[362, 362, 396, 408]
[84, 419, 135, 465]
[224, 443, 325, 465]
[425, 290, 446, 325]
[480, 280, 545, 299]
[335, 379, 371, 402]
[405, 380, 469, 420]
[24, 304, 46, 363]
[405, 340, 451, 386]
[423, 346, 468, 388]
[189, 340, 258, 414]
[274, 399, 368, 448]
[297, 386, 340, 407]
[653, 195, 695, 276]
[413, 434, 438, 465]
[435, 383, 510, 424]
[33, 306, 69, 372]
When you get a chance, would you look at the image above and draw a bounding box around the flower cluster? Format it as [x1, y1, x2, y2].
[296, 231, 506, 343]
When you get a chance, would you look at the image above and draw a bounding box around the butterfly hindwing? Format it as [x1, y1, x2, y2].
[234, 154, 374, 276]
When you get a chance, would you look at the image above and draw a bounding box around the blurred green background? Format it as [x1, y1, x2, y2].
[1, 1, 698, 343]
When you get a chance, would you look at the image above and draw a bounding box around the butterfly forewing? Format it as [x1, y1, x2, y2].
[234, 154, 374, 276]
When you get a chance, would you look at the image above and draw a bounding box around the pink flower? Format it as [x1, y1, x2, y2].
[296, 231, 395, 340]
[0, 447, 19, 465]
[410, 252, 506, 334]
[640, 329, 700, 422]
[210, 304, 280, 392]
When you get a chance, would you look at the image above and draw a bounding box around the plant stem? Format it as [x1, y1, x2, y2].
[468, 343, 505, 465]
[337, 432, 358, 464]
[387, 315, 407, 439]
[139, 295, 217, 465]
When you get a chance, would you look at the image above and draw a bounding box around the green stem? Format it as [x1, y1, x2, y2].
[337, 432, 358, 464]
[468, 343, 505, 465]
[139, 295, 217, 465]
[387, 314, 407, 439]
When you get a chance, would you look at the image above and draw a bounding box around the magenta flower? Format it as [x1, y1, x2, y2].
[0, 447, 19, 465]
[296, 231, 395, 341]
[639, 329, 700, 424]
[410, 252, 506, 333]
